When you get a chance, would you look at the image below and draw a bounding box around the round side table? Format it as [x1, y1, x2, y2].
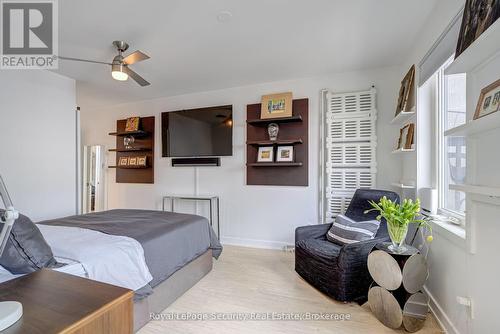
[367, 242, 430, 332]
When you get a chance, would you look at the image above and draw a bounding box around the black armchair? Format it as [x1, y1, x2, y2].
[295, 189, 400, 303]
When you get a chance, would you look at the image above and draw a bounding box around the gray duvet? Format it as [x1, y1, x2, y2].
[39, 209, 222, 288]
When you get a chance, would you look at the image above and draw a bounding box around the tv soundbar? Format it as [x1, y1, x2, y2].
[171, 157, 221, 167]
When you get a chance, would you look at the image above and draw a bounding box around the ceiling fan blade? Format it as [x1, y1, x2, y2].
[123, 66, 150, 86]
[58, 56, 111, 65]
[122, 51, 150, 65]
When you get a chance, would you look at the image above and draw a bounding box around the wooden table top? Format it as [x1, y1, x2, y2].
[0, 269, 133, 334]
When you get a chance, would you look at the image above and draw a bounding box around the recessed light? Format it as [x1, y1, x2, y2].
[217, 11, 232, 23]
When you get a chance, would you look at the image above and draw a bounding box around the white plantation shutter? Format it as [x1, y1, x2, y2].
[323, 88, 377, 223]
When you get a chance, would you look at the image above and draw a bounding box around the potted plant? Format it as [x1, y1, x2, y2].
[366, 197, 432, 253]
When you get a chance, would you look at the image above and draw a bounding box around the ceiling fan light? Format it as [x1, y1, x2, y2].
[111, 63, 128, 81]
[112, 71, 128, 81]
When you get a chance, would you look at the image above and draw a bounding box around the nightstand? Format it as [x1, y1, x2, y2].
[0, 269, 133, 334]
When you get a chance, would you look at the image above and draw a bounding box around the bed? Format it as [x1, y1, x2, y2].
[0, 209, 222, 332]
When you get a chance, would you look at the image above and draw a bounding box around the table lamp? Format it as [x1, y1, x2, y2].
[0, 175, 23, 330]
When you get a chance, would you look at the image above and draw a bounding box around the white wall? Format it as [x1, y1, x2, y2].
[0, 71, 77, 221]
[81, 66, 402, 249]
[460, 55, 500, 334]
[399, 0, 500, 333]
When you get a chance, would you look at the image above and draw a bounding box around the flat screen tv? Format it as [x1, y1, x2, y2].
[161, 105, 233, 157]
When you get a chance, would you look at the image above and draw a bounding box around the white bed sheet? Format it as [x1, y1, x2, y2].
[37, 224, 153, 291]
[0, 257, 87, 284]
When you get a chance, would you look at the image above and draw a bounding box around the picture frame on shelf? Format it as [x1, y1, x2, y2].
[137, 156, 147, 167]
[455, 0, 500, 59]
[396, 128, 404, 149]
[395, 65, 415, 117]
[397, 123, 415, 150]
[405, 123, 415, 149]
[276, 146, 294, 162]
[257, 146, 274, 162]
[260, 92, 293, 119]
[473, 78, 500, 120]
[128, 157, 138, 166]
[118, 156, 129, 166]
[125, 116, 140, 132]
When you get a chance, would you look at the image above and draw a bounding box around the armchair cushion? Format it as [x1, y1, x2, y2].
[338, 235, 388, 269]
[296, 238, 342, 262]
[326, 214, 380, 246]
[344, 189, 400, 222]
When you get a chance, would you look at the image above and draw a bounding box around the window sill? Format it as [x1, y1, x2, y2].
[431, 219, 466, 248]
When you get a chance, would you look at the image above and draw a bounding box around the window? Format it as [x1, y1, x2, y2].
[436, 57, 466, 217]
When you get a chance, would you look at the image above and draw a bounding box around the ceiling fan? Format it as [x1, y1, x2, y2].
[58, 41, 151, 86]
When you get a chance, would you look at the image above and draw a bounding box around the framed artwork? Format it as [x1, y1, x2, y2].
[125, 117, 140, 132]
[276, 146, 294, 162]
[137, 156, 147, 166]
[395, 65, 415, 117]
[128, 157, 138, 166]
[257, 146, 274, 162]
[260, 92, 293, 119]
[396, 128, 404, 150]
[473, 78, 500, 119]
[456, 0, 500, 59]
[397, 123, 415, 150]
[118, 156, 129, 166]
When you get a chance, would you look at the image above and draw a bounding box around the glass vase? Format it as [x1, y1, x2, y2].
[387, 221, 409, 254]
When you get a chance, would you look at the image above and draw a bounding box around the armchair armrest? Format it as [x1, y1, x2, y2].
[295, 224, 332, 243]
[338, 236, 389, 269]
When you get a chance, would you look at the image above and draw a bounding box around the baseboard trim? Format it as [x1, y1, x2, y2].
[424, 286, 459, 334]
[221, 236, 290, 250]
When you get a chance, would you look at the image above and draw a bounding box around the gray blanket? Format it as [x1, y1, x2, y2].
[39, 209, 222, 289]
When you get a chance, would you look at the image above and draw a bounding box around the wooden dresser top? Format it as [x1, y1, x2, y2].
[0, 269, 133, 334]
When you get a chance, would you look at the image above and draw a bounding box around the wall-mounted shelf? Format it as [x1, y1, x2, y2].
[391, 182, 416, 189]
[246, 99, 308, 186]
[246, 139, 303, 146]
[109, 116, 155, 184]
[108, 130, 149, 137]
[392, 147, 415, 154]
[108, 165, 150, 169]
[444, 112, 500, 137]
[247, 162, 303, 167]
[246, 115, 302, 126]
[450, 184, 500, 197]
[108, 148, 152, 152]
[445, 19, 500, 75]
[390, 110, 415, 125]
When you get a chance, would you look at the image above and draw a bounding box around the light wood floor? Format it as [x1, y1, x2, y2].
[139, 246, 443, 334]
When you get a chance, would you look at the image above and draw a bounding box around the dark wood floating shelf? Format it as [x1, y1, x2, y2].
[246, 115, 303, 125]
[109, 116, 155, 184]
[247, 162, 303, 167]
[108, 148, 152, 152]
[108, 130, 149, 137]
[246, 98, 308, 186]
[246, 139, 303, 146]
[108, 165, 150, 169]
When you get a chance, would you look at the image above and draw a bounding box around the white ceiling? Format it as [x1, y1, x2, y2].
[56, 0, 438, 109]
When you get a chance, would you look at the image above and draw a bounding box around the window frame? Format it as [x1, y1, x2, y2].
[435, 57, 466, 225]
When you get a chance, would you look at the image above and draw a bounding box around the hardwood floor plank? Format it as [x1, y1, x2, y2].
[139, 246, 443, 334]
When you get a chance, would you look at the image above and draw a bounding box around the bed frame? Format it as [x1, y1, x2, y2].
[133, 250, 213, 331]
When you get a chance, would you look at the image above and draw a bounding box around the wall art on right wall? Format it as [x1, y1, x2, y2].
[474, 78, 500, 119]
